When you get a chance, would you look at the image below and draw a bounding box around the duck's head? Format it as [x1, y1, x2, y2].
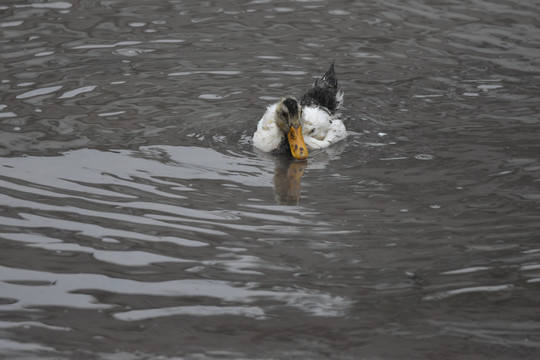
[275, 97, 308, 160]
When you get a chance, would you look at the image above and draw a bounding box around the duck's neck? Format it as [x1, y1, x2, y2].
[272, 134, 293, 158]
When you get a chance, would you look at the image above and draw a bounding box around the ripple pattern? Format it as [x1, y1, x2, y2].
[1, 0, 540, 359]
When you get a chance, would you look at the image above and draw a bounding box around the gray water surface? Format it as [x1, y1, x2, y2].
[1, 1, 540, 359]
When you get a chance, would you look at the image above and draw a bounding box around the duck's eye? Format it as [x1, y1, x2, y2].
[281, 110, 288, 118]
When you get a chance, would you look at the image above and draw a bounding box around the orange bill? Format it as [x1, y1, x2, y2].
[287, 126, 308, 160]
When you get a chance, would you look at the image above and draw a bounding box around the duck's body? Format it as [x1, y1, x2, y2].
[253, 63, 347, 160]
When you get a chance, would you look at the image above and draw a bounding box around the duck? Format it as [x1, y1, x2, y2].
[253, 62, 347, 160]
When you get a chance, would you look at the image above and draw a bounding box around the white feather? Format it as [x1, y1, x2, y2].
[253, 103, 284, 152]
[301, 106, 347, 150]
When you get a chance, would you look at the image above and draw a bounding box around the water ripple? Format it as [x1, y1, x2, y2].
[0, 265, 351, 317]
[422, 284, 514, 301]
[1, 0, 540, 358]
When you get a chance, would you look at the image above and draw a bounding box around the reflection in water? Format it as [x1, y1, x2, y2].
[269, 139, 347, 205]
[273, 157, 308, 205]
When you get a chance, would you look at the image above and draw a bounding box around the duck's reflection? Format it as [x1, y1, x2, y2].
[273, 157, 308, 205]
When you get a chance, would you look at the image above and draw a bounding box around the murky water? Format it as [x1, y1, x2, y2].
[1, 0, 540, 359]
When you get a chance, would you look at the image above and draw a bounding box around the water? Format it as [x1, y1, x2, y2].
[1, 0, 540, 359]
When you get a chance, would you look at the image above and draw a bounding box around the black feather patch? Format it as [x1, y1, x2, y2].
[283, 98, 299, 119]
[300, 62, 340, 113]
[272, 135, 293, 158]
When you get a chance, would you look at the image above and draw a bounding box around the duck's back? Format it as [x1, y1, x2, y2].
[300, 62, 341, 113]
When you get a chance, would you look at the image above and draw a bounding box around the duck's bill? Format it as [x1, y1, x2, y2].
[288, 126, 308, 160]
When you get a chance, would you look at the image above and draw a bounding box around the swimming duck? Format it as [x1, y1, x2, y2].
[253, 62, 347, 160]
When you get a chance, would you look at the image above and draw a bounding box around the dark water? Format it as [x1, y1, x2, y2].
[1, 0, 540, 359]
